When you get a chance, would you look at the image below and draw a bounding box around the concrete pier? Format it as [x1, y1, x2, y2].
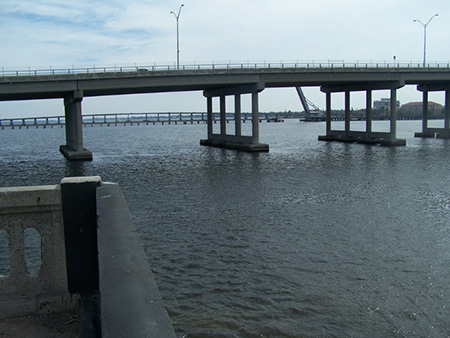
[60, 90, 93, 161]
[319, 81, 406, 146]
[415, 85, 450, 139]
[200, 83, 269, 152]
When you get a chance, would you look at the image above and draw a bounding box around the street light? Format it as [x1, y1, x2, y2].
[170, 4, 184, 70]
[413, 14, 439, 67]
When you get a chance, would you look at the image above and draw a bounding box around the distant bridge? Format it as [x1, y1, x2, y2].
[0, 112, 282, 129]
[1, 61, 450, 159]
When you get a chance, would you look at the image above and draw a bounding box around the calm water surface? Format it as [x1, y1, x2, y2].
[1, 120, 450, 337]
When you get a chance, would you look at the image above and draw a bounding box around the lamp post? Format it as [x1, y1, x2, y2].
[170, 4, 184, 70]
[413, 14, 438, 67]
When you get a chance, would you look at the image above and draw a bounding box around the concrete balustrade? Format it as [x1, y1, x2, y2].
[0, 184, 78, 319]
[0, 177, 175, 337]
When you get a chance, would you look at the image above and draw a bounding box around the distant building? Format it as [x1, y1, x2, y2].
[373, 98, 400, 111]
[400, 101, 442, 115]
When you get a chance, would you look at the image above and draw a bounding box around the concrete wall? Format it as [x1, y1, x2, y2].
[97, 183, 176, 338]
[0, 185, 78, 319]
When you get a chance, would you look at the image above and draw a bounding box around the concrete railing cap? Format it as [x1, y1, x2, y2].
[0, 185, 60, 209]
[61, 176, 101, 185]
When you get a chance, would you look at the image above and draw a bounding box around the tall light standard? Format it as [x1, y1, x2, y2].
[413, 14, 439, 67]
[170, 4, 184, 70]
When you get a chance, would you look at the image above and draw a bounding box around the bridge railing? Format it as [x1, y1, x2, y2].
[2, 60, 450, 77]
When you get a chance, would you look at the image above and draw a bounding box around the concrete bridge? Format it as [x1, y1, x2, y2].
[1, 61, 450, 160]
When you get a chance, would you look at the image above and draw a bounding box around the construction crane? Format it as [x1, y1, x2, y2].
[295, 87, 324, 121]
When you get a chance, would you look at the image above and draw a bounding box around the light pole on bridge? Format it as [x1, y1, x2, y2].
[413, 14, 439, 67]
[170, 4, 184, 70]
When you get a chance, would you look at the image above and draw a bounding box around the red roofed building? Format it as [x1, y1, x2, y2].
[401, 101, 442, 115]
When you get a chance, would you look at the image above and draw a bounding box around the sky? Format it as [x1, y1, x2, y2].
[0, 0, 449, 118]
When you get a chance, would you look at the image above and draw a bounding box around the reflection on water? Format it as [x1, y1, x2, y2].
[1, 120, 450, 337]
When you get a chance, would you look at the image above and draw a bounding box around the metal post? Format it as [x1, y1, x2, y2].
[413, 14, 438, 67]
[170, 4, 184, 70]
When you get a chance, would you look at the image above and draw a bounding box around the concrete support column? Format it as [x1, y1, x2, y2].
[437, 89, 450, 138]
[60, 90, 92, 161]
[366, 90, 372, 135]
[235, 94, 242, 137]
[326, 92, 331, 135]
[415, 90, 435, 138]
[220, 95, 226, 136]
[390, 88, 397, 138]
[64, 92, 83, 152]
[422, 91, 429, 132]
[207, 96, 213, 139]
[436, 89, 450, 139]
[345, 91, 351, 136]
[252, 92, 259, 142]
[445, 90, 450, 130]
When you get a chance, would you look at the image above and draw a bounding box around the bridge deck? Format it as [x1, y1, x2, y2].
[1, 63, 450, 101]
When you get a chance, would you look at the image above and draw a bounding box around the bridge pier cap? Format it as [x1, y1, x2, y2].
[64, 90, 84, 105]
[417, 83, 450, 92]
[320, 80, 405, 93]
[203, 82, 265, 97]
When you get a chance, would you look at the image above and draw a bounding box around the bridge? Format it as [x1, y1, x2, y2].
[1, 61, 450, 160]
[0, 112, 284, 129]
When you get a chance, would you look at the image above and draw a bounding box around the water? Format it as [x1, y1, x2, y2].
[1, 120, 450, 337]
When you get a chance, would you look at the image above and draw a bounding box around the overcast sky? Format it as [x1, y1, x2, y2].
[0, 0, 449, 117]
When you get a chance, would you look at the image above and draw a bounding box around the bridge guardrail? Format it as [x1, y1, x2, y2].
[2, 61, 450, 77]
